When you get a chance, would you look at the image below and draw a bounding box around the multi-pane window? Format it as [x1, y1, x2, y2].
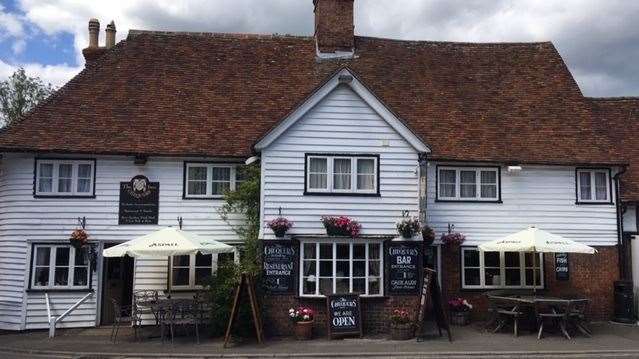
[437, 167, 499, 201]
[461, 247, 543, 289]
[184, 163, 245, 198]
[35, 159, 95, 197]
[306, 154, 378, 194]
[576, 169, 610, 203]
[300, 241, 382, 297]
[170, 252, 236, 289]
[31, 245, 90, 289]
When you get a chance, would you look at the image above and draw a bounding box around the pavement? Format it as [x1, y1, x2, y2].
[2, 322, 639, 358]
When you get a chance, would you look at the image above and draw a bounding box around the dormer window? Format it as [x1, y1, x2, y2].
[576, 168, 611, 204]
[305, 154, 379, 196]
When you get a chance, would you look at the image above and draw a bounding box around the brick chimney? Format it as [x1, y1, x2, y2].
[314, 0, 354, 55]
[82, 19, 117, 65]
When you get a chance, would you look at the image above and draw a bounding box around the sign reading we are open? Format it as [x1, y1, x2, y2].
[326, 294, 362, 339]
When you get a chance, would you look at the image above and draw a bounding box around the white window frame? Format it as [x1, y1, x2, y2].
[184, 163, 244, 199]
[461, 247, 543, 289]
[305, 154, 378, 195]
[437, 166, 500, 201]
[169, 252, 236, 290]
[34, 159, 95, 197]
[30, 244, 90, 290]
[299, 239, 384, 298]
[576, 168, 611, 203]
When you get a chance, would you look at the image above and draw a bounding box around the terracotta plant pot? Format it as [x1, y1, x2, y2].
[390, 322, 414, 340]
[294, 320, 313, 340]
[450, 311, 470, 326]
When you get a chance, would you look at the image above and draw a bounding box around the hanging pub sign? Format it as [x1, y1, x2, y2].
[326, 294, 362, 339]
[261, 240, 297, 294]
[555, 252, 569, 281]
[386, 241, 422, 295]
[118, 175, 159, 225]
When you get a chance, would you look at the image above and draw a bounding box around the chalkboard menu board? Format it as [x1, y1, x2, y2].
[555, 253, 569, 280]
[326, 294, 362, 339]
[118, 175, 159, 225]
[386, 241, 422, 295]
[261, 240, 297, 294]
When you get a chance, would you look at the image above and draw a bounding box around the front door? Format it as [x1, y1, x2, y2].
[101, 244, 134, 325]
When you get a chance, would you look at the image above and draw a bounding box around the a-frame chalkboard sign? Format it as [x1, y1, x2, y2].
[223, 273, 264, 348]
[326, 294, 363, 339]
[414, 268, 452, 342]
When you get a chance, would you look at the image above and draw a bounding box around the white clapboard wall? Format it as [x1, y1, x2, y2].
[427, 164, 619, 246]
[260, 84, 421, 239]
[0, 154, 243, 330]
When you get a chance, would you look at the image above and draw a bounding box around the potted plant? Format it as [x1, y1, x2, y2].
[422, 225, 436, 245]
[448, 297, 473, 326]
[268, 217, 293, 238]
[440, 231, 466, 247]
[289, 307, 314, 340]
[321, 216, 361, 238]
[69, 228, 89, 249]
[396, 217, 421, 239]
[389, 308, 414, 340]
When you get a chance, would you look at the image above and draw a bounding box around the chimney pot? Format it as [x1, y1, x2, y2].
[88, 18, 100, 48]
[314, 0, 354, 54]
[105, 21, 116, 49]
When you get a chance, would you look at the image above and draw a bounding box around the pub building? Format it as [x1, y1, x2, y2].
[0, 0, 634, 336]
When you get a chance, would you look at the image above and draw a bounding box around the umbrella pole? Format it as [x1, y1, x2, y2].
[533, 250, 537, 296]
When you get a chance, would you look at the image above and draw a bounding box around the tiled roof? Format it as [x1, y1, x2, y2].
[591, 97, 639, 201]
[0, 31, 625, 165]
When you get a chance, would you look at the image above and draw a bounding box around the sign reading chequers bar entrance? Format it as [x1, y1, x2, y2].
[326, 294, 362, 339]
[386, 241, 422, 295]
[118, 175, 159, 225]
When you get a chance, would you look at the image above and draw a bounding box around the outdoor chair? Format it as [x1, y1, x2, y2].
[159, 300, 202, 344]
[534, 299, 572, 340]
[567, 298, 592, 337]
[110, 299, 136, 343]
[490, 297, 524, 337]
[133, 290, 159, 328]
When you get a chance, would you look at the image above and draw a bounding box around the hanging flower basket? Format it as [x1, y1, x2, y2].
[396, 217, 421, 239]
[69, 229, 89, 249]
[441, 232, 466, 247]
[267, 217, 293, 238]
[422, 225, 436, 245]
[321, 216, 361, 238]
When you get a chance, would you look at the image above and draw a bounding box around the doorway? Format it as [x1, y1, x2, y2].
[101, 243, 134, 325]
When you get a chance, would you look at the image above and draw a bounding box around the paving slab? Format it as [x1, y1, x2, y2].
[1, 322, 639, 358]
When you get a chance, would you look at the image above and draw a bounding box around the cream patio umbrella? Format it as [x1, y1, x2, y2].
[103, 227, 235, 258]
[478, 226, 596, 291]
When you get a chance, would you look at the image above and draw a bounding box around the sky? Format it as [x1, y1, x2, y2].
[0, 0, 637, 97]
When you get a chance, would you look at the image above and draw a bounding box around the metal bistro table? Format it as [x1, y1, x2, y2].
[486, 292, 591, 339]
[149, 298, 203, 344]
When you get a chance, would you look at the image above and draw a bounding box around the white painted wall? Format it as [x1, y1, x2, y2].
[260, 85, 421, 239]
[427, 164, 619, 246]
[0, 153, 243, 330]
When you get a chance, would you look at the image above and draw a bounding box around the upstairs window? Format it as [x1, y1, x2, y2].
[305, 154, 378, 195]
[576, 169, 611, 203]
[34, 159, 95, 197]
[437, 166, 500, 201]
[184, 163, 245, 198]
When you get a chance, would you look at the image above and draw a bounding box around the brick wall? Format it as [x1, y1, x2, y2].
[439, 245, 619, 321]
[314, 0, 354, 53]
[262, 295, 420, 337]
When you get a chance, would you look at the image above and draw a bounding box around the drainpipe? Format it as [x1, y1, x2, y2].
[418, 153, 429, 225]
[614, 165, 628, 279]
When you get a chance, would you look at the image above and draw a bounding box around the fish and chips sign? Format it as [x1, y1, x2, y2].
[326, 294, 362, 339]
[119, 175, 159, 225]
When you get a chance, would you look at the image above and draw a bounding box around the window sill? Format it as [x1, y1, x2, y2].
[304, 191, 381, 197]
[575, 201, 614, 205]
[182, 196, 225, 200]
[33, 194, 96, 199]
[436, 199, 502, 203]
[26, 288, 94, 293]
[296, 295, 386, 300]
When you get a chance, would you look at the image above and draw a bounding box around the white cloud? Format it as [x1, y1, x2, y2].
[1, 0, 638, 96]
[0, 59, 81, 88]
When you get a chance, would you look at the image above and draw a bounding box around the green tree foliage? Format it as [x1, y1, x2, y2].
[0, 68, 55, 127]
[217, 164, 261, 275]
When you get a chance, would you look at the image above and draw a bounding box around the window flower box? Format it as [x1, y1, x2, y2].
[321, 216, 361, 238]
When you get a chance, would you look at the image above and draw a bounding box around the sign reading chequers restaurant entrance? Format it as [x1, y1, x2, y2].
[118, 175, 159, 225]
[261, 240, 297, 294]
